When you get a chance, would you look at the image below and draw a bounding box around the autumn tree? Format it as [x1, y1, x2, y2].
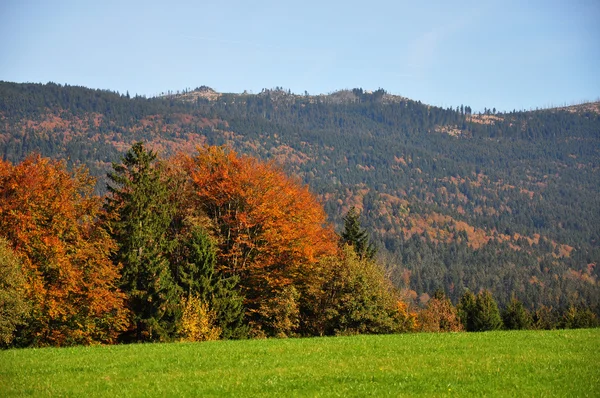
[104, 143, 180, 342]
[418, 290, 463, 332]
[0, 238, 30, 346]
[182, 146, 338, 335]
[394, 300, 419, 333]
[0, 156, 128, 346]
[340, 206, 377, 260]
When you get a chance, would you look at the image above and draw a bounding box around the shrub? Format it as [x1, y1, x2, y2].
[178, 295, 221, 342]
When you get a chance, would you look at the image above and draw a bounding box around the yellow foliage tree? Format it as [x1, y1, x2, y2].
[178, 295, 221, 342]
[395, 301, 419, 332]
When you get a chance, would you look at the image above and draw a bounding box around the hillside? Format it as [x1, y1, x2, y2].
[1, 81, 599, 311]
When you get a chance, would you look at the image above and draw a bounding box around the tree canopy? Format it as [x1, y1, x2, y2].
[0, 155, 128, 346]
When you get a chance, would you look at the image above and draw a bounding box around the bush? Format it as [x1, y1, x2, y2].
[178, 295, 221, 342]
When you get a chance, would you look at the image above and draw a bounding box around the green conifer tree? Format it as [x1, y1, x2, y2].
[532, 305, 558, 330]
[174, 226, 247, 339]
[340, 207, 377, 260]
[457, 290, 477, 331]
[561, 305, 599, 329]
[502, 296, 533, 330]
[174, 226, 216, 298]
[105, 142, 180, 342]
[473, 290, 503, 331]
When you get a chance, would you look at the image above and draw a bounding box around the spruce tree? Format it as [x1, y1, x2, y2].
[502, 296, 532, 330]
[341, 206, 377, 260]
[532, 305, 558, 330]
[473, 290, 503, 331]
[457, 290, 477, 331]
[105, 142, 180, 342]
[174, 226, 216, 298]
[173, 226, 247, 339]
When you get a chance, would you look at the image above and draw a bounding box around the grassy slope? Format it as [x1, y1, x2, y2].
[1, 329, 599, 397]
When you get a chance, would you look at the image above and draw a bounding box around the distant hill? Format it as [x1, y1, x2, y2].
[1, 81, 598, 310]
[552, 101, 600, 115]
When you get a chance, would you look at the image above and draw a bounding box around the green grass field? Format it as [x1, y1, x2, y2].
[1, 329, 599, 397]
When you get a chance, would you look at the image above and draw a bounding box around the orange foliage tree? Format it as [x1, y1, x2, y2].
[418, 291, 463, 333]
[182, 146, 338, 334]
[0, 155, 128, 346]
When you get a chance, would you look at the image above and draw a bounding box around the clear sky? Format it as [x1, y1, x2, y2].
[1, 0, 598, 112]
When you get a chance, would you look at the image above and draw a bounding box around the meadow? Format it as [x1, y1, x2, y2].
[1, 329, 598, 397]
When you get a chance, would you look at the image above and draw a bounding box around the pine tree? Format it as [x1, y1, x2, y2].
[502, 296, 532, 330]
[532, 305, 557, 330]
[174, 226, 247, 339]
[174, 226, 216, 298]
[341, 207, 377, 260]
[105, 142, 180, 342]
[473, 290, 503, 331]
[560, 305, 599, 329]
[211, 275, 249, 339]
[457, 290, 477, 331]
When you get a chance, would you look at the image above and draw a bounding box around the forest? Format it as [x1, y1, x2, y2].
[0, 82, 599, 346]
[1, 144, 596, 347]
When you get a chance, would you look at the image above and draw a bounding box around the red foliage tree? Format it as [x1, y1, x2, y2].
[182, 146, 338, 333]
[0, 155, 128, 346]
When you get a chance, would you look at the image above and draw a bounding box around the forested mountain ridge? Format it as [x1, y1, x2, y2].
[1, 81, 598, 312]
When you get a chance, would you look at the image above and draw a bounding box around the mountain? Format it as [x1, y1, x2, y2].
[1, 81, 599, 311]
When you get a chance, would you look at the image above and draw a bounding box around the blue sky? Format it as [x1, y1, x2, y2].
[1, 0, 598, 112]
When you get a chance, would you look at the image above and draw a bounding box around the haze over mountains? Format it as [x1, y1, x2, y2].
[1, 81, 598, 311]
